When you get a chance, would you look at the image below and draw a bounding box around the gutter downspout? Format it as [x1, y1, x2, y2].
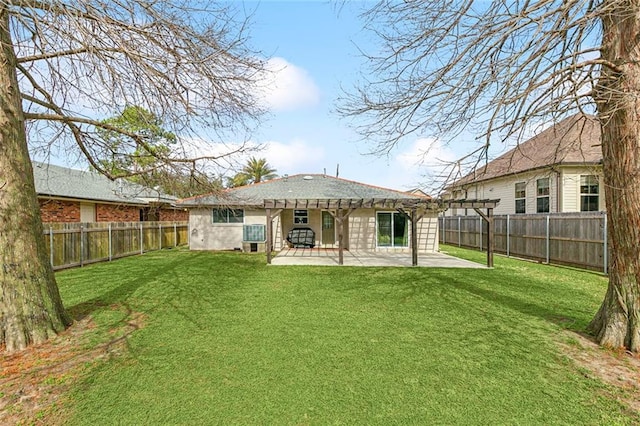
[556, 170, 562, 213]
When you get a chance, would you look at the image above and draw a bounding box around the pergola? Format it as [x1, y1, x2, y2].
[262, 197, 500, 267]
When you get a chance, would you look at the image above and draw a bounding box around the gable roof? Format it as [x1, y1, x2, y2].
[179, 174, 431, 207]
[33, 162, 178, 205]
[452, 114, 602, 187]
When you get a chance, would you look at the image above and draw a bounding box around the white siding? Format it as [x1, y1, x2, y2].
[561, 166, 605, 212]
[441, 167, 603, 215]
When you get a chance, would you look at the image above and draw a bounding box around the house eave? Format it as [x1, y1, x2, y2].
[447, 161, 603, 190]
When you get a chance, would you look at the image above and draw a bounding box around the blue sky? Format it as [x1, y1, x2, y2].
[239, 0, 461, 193]
[30, 0, 483, 194]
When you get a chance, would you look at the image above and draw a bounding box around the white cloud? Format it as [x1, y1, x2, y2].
[256, 57, 321, 111]
[175, 135, 325, 178]
[382, 138, 460, 193]
[396, 137, 457, 172]
[263, 139, 325, 174]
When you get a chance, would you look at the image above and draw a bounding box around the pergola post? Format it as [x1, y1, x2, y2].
[337, 208, 344, 265]
[411, 208, 418, 266]
[266, 208, 272, 264]
[473, 207, 494, 268]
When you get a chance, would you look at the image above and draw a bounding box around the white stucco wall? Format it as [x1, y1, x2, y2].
[348, 209, 376, 251]
[188, 208, 243, 250]
[188, 207, 439, 253]
[348, 208, 439, 253]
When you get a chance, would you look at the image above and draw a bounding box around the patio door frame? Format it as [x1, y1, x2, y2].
[376, 211, 409, 248]
[321, 210, 337, 246]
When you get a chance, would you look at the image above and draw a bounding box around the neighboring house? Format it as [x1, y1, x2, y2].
[179, 174, 441, 254]
[33, 162, 188, 223]
[442, 114, 603, 216]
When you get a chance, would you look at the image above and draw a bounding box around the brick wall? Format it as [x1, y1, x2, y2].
[39, 199, 81, 222]
[158, 208, 188, 221]
[39, 198, 183, 223]
[96, 204, 141, 222]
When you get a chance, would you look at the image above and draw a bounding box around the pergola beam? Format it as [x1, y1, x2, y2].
[262, 197, 499, 267]
[263, 197, 443, 211]
[443, 199, 500, 209]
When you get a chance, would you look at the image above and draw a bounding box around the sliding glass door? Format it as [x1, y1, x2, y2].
[376, 212, 408, 247]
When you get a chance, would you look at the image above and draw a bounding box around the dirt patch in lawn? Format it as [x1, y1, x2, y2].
[559, 331, 640, 419]
[0, 307, 144, 425]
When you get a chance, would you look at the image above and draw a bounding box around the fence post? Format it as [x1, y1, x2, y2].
[140, 222, 144, 254]
[603, 212, 608, 275]
[506, 215, 510, 257]
[80, 224, 84, 267]
[159, 223, 162, 250]
[108, 223, 112, 262]
[546, 215, 550, 264]
[441, 216, 445, 244]
[49, 226, 54, 267]
[174, 222, 178, 247]
[458, 216, 461, 247]
[479, 216, 482, 251]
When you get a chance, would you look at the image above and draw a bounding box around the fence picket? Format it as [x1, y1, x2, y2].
[440, 212, 607, 273]
[43, 221, 188, 270]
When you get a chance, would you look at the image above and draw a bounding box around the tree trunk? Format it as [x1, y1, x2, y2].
[588, 1, 640, 351]
[0, 8, 69, 352]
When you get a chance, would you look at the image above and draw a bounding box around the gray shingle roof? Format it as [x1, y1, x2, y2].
[33, 162, 177, 205]
[179, 174, 429, 207]
[452, 114, 602, 187]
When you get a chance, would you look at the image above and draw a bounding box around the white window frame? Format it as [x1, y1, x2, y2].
[376, 211, 409, 248]
[212, 208, 244, 224]
[536, 178, 550, 213]
[580, 175, 599, 212]
[293, 209, 309, 224]
[514, 182, 526, 214]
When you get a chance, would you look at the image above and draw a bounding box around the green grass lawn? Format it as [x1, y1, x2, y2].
[53, 246, 633, 425]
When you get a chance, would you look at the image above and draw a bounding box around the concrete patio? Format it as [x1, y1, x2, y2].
[271, 248, 486, 268]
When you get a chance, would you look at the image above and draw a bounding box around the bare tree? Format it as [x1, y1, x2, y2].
[0, 1, 266, 352]
[341, 0, 640, 352]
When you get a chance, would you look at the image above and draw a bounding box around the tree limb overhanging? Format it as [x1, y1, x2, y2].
[0, 1, 266, 353]
[340, 0, 607, 186]
[344, 0, 640, 353]
[12, 0, 266, 180]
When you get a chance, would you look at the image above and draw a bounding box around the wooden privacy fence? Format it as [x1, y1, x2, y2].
[439, 212, 608, 273]
[43, 221, 189, 270]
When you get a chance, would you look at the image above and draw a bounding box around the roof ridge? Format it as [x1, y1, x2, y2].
[328, 174, 431, 199]
[450, 113, 601, 187]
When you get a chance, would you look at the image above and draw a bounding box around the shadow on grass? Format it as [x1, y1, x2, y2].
[331, 263, 597, 334]
[64, 251, 268, 332]
[65, 252, 203, 320]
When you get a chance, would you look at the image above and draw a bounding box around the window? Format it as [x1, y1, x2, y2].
[212, 208, 244, 223]
[536, 178, 550, 213]
[376, 212, 408, 247]
[515, 182, 526, 214]
[580, 175, 599, 211]
[294, 209, 308, 224]
[243, 224, 265, 242]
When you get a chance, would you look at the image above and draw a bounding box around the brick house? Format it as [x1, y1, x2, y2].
[34, 162, 187, 223]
